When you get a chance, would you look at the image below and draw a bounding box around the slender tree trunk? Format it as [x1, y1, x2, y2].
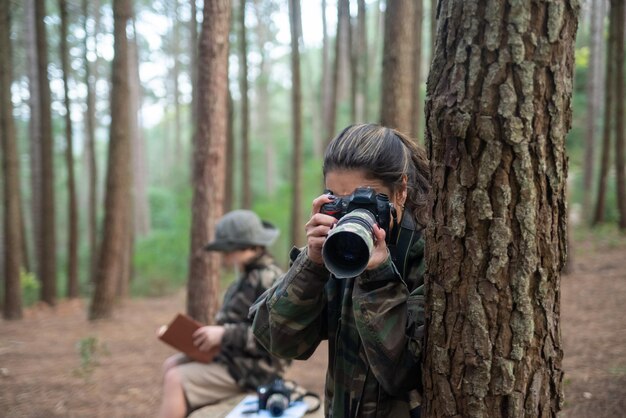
[35, 0, 57, 306]
[319, 0, 331, 151]
[613, 0, 626, 229]
[424, 1, 578, 416]
[288, 0, 304, 248]
[224, 87, 234, 213]
[172, 0, 182, 165]
[238, 0, 251, 209]
[412, 0, 424, 140]
[583, 0, 602, 222]
[83, 0, 99, 281]
[380, 0, 415, 133]
[187, 0, 231, 324]
[593, 1, 615, 225]
[325, 0, 349, 144]
[349, 11, 357, 123]
[355, 0, 367, 124]
[26, 0, 41, 280]
[89, 0, 133, 320]
[1, 0, 24, 319]
[59, 0, 79, 299]
[367, 0, 383, 121]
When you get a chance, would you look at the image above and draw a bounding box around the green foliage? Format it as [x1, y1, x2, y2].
[20, 270, 40, 307]
[74, 336, 109, 380]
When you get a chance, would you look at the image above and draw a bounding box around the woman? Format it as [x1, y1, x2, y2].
[251, 124, 430, 417]
[158, 210, 287, 418]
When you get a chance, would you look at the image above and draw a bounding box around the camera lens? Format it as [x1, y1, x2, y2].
[322, 209, 376, 278]
[266, 393, 290, 416]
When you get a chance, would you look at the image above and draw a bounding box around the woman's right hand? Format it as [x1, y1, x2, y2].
[305, 194, 338, 265]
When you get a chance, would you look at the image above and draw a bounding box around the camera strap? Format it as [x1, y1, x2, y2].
[388, 211, 421, 281]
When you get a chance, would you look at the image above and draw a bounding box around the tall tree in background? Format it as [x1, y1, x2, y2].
[583, 0, 605, 221]
[25, 0, 41, 279]
[411, 0, 424, 140]
[379, 0, 414, 133]
[354, 0, 367, 123]
[59, 0, 79, 298]
[171, 0, 183, 165]
[288, 0, 303, 248]
[187, 0, 231, 324]
[1, 0, 24, 320]
[83, 0, 100, 280]
[613, 0, 626, 229]
[89, 0, 133, 320]
[593, 0, 616, 225]
[319, 0, 331, 150]
[35, 0, 57, 306]
[324, 0, 349, 144]
[239, 0, 251, 209]
[424, 1, 578, 416]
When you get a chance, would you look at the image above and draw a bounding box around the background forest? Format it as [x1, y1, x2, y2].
[1, 0, 625, 316]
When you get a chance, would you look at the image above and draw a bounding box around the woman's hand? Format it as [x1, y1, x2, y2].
[306, 194, 338, 265]
[192, 325, 225, 353]
[366, 223, 389, 271]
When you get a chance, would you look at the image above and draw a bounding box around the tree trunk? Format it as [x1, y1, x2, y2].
[35, 0, 57, 306]
[288, 0, 304, 248]
[89, 0, 133, 320]
[355, 0, 367, 124]
[172, 0, 182, 165]
[224, 86, 234, 213]
[83, 0, 100, 282]
[423, 1, 579, 416]
[1, 0, 24, 319]
[613, 0, 626, 229]
[252, 0, 276, 195]
[583, 0, 603, 222]
[324, 0, 349, 144]
[380, 0, 415, 133]
[59, 0, 79, 299]
[25, 0, 40, 279]
[186, 0, 231, 324]
[239, 0, 251, 209]
[593, 1, 615, 226]
[319, 0, 331, 151]
[412, 0, 424, 140]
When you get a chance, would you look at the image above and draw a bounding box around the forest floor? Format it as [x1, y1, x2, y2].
[1, 234, 625, 417]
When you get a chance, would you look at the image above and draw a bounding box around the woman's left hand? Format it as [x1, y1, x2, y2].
[192, 325, 225, 352]
[366, 224, 390, 271]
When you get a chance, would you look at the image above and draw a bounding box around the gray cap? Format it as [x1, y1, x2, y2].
[204, 210, 280, 252]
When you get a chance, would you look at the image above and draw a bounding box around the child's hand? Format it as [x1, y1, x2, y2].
[192, 325, 225, 352]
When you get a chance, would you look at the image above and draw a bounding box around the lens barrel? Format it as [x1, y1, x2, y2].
[322, 209, 376, 278]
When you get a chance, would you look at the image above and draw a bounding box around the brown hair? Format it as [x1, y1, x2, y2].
[323, 124, 430, 226]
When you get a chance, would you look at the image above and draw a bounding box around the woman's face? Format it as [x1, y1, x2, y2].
[325, 169, 406, 226]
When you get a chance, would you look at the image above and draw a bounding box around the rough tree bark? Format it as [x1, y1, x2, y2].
[186, 0, 231, 324]
[380, 0, 415, 134]
[59, 0, 79, 299]
[423, 1, 579, 416]
[89, 0, 133, 320]
[35, 0, 57, 306]
[1, 0, 24, 319]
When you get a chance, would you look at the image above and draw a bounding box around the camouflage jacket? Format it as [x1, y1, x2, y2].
[213, 252, 289, 389]
[251, 217, 425, 418]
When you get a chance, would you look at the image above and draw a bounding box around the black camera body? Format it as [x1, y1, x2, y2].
[321, 187, 392, 239]
[257, 379, 293, 416]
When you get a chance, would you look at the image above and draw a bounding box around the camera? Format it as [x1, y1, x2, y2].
[257, 379, 293, 417]
[320, 187, 392, 278]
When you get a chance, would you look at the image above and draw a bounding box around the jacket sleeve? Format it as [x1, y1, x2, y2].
[251, 248, 330, 360]
[352, 248, 425, 396]
[221, 267, 280, 356]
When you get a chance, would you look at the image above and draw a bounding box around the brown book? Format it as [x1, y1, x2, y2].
[157, 313, 219, 363]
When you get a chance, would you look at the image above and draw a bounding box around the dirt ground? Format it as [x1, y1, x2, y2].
[1, 238, 625, 417]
